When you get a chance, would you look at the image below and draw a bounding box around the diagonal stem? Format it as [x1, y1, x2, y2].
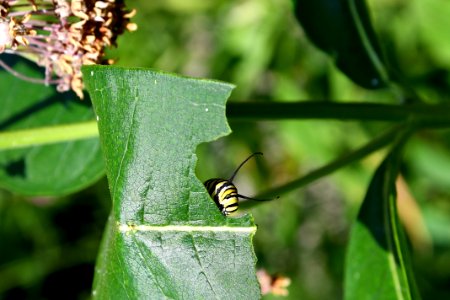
[240, 124, 407, 209]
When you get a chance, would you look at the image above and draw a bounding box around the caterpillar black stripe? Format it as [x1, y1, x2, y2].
[204, 152, 275, 216]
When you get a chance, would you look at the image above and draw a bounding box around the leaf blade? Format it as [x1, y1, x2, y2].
[345, 130, 420, 300]
[293, 0, 388, 89]
[0, 56, 104, 196]
[83, 66, 261, 299]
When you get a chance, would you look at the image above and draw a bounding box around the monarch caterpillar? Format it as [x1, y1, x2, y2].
[204, 152, 275, 216]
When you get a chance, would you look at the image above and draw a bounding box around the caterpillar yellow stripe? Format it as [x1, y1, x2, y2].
[203, 152, 277, 216]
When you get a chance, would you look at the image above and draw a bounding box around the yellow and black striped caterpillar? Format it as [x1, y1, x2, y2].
[204, 152, 274, 216]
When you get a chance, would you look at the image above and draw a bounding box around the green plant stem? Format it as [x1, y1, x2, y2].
[1, 102, 449, 151]
[227, 102, 450, 126]
[0, 121, 98, 150]
[240, 124, 405, 209]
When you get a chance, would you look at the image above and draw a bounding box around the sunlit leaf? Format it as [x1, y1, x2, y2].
[83, 66, 261, 299]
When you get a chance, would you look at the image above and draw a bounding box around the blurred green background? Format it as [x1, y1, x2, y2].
[1, 0, 450, 299]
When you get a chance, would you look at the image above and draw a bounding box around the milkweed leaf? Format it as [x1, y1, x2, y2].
[0, 55, 104, 196]
[345, 130, 420, 300]
[293, 0, 388, 89]
[82, 66, 261, 299]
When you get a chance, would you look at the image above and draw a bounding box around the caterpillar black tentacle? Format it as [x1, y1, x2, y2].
[204, 152, 277, 216]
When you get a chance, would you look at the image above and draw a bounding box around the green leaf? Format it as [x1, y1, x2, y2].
[0, 55, 104, 196]
[414, 0, 450, 68]
[293, 0, 388, 89]
[82, 65, 261, 299]
[345, 131, 420, 300]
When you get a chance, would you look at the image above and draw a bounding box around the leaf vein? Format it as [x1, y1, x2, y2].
[111, 100, 138, 201]
[119, 224, 256, 233]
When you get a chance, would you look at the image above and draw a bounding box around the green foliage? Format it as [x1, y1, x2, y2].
[83, 66, 260, 299]
[345, 129, 420, 300]
[0, 56, 104, 196]
[293, 0, 388, 89]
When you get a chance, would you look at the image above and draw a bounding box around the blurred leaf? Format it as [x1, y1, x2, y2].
[83, 66, 261, 299]
[407, 136, 450, 190]
[0, 55, 104, 196]
[293, 0, 388, 89]
[422, 206, 450, 248]
[345, 130, 420, 300]
[414, 0, 450, 69]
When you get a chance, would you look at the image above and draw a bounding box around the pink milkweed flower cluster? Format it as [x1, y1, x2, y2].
[0, 0, 137, 98]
